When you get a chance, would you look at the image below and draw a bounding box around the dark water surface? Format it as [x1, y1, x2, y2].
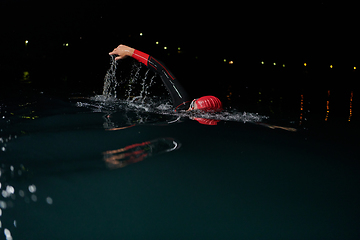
[0, 69, 359, 239]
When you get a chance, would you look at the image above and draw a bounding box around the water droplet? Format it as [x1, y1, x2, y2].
[46, 197, 53, 205]
[19, 190, 25, 197]
[2, 190, 9, 198]
[4, 228, 12, 240]
[6, 186, 14, 194]
[31, 194, 37, 202]
[28, 184, 36, 193]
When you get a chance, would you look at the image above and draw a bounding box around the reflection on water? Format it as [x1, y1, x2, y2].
[299, 94, 304, 125]
[325, 90, 330, 122]
[0, 81, 359, 239]
[0, 151, 53, 240]
[299, 89, 356, 124]
[256, 122, 297, 132]
[226, 88, 357, 125]
[300, 89, 356, 124]
[349, 91, 353, 122]
[103, 138, 181, 169]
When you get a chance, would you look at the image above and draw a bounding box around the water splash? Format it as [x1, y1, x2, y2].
[143, 74, 156, 103]
[164, 109, 267, 124]
[85, 56, 268, 126]
[139, 69, 150, 101]
[126, 63, 142, 100]
[102, 55, 118, 98]
[100, 57, 158, 104]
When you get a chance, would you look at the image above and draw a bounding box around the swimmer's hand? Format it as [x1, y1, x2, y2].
[109, 44, 135, 61]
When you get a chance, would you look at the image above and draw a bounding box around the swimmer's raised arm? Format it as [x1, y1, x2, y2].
[109, 45, 135, 61]
[109, 44, 223, 113]
[109, 44, 191, 111]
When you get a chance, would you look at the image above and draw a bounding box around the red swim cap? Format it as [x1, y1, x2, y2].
[195, 96, 223, 112]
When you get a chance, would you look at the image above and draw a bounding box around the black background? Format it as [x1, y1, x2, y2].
[1, 0, 359, 97]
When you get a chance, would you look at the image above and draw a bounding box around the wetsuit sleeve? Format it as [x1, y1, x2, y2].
[132, 49, 191, 111]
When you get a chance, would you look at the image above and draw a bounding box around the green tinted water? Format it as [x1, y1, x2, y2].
[0, 92, 359, 239]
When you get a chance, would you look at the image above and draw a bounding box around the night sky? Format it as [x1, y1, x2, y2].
[1, 0, 359, 91]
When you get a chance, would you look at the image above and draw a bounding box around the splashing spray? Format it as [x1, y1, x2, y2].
[100, 57, 157, 104]
[139, 69, 150, 101]
[126, 63, 142, 100]
[102, 55, 118, 98]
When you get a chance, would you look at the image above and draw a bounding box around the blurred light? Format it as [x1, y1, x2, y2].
[223, 59, 227, 62]
[282, 64, 285, 67]
[46, 197, 53, 205]
[31, 194, 37, 202]
[139, 33, 143, 36]
[325, 100, 330, 121]
[6, 186, 14, 195]
[354, 66, 356, 70]
[25, 40, 28, 46]
[178, 47, 181, 51]
[349, 91, 353, 121]
[164, 46, 167, 50]
[229, 61, 234, 64]
[155, 41, 159, 44]
[261, 61, 264, 64]
[4, 229, 12, 240]
[66, 43, 69, 47]
[299, 94, 304, 125]
[273, 62, 276, 66]
[330, 64, 333, 68]
[325, 90, 330, 121]
[19, 190, 24, 197]
[22, 71, 30, 82]
[304, 63, 307, 66]
[28, 184, 36, 193]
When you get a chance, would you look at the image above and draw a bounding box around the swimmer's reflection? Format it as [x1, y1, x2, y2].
[103, 138, 181, 169]
[192, 117, 221, 125]
[256, 122, 297, 132]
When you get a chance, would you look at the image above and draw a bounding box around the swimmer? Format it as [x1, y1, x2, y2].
[109, 44, 223, 112]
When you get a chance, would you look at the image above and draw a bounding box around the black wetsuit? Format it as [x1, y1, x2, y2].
[132, 49, 191, 111]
